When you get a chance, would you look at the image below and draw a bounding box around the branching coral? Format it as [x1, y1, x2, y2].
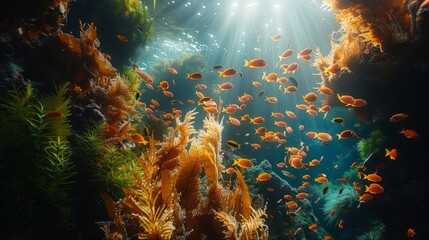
[101, 110, 268, 239]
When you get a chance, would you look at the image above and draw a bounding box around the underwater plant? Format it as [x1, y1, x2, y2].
[101, 110, 268, 239]
[0, 83, 75, 232]
[320, 184, 358, 225]
[356, 129, 387, 161]
[64, 0, 153, 67]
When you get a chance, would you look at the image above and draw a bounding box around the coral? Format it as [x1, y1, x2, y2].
[0, 83, 75, 233]
[101, 110, 269, 239]
[356, 129, 387, 161]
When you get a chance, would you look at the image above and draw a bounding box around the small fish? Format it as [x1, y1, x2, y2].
[308, 224, 318, 230]
[239, 71, 243, 77]
[258, 90, 265, 97]
[338, 187, 344, 194]
[332, 117, 345, 126]
[407, 228, 416, 237]
[244, 58, 268, 68]
[271, 34, 282, 41]
[167, 67, 178, 74]
[116, 35, 128, 42]
[232, 158, 253, 168]
[130, 133, 148, 145]
[226, 140, 240, 149]
[218, 68, 237, 77]
[186, 72, 204, 80]
[338, 219, 344, 229]
[256, 172, 272, 182]
[213, 64, 223, 69]
[44, 111, 63, 119]
[385, 148, 397, 160]
[399, 128, 419, 139]
[389, 113, 408, 122]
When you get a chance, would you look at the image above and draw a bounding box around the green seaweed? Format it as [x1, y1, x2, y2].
[0, 83, 75, 231]
[356, 129, 387, 161]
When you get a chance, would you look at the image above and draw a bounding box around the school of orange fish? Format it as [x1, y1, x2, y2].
[131, 34, 418, 239]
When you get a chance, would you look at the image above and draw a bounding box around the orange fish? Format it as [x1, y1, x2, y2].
[265, 96, 278, 103]
[337, 94, 355, 105]
[271, 34, 282, 41]
[363, 173, 382, 182]
[298, 48, 312, 56]
[317, 132, 333, 142]
[389, 113, 408, 122]
[338, 219, 344, 229]
[255, 127, 267, 134]
[385, 148, 397, 160]
[218, 82, 234, 90]
[244, 58, 268, 68]
[250, 143, 261, 149]
[303, 92, 318, 103]
[300, 54, 312, 61]
[229, 116, 241, 126]
[186, 72, 204, 80]
[116, 34, 128, 42]
[256, 172, 272, 182]
[250, 116, 265, 124]
[276, 162, 286, 168]
[232, 158, 253, 168]
[329, 209, 335, 217]
[407, 228, 416, 237]
[167, 67, 178, 74]
[279, 49, 294, 61]
[399, 128, 419, 139]
[327, 63, 340, 74]
[44, 111, 64, 119]
[159, 80, 169, 90]
[317, 86, 334, 96]
[252, 81, 262, 87]
[337, 130, 356, 139]
[163, 90, 174, 97]
[286, 200, 299, 209]
[351, 98, 367, 107]
[218, 68, 237, 77]
[308, 224, 318, 230]
[284, 63, 299, 73]
[134, 67, 153, 84]
[271, 112, 285, 118]
[285, 110, 297, 119]
[324, 236, 334, 240]
[315, 176, 328, 183]
[365, 183, 384, 194]
[358, 193, 374, 202]
[305, 131, 317, 139]
[203, 106, 218, 114]
[284, 86, 297, 93]
[130, 133, 148, 145]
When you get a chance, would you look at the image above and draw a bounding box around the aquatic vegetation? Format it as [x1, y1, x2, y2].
[355, 220, 386, 240]
[65, 0, 153, 66]
[0, 83, 75, 231]
[101, 110, 268, 239]
[356, 129, 387, 161]
[320, 184, 358, 225]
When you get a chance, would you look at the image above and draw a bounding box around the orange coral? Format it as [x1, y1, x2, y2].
[101, 111, 268, 239]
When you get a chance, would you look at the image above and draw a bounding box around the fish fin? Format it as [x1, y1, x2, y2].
[217, 71, 223, 77]
[244, 59, 249, 67]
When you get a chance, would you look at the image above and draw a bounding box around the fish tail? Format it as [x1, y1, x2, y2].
[244, 59, 249, 67]
[186, 73, 190, 79]
[259, 135, 264, 141]
[217, 71, 223, 77]
[365, 185, 370, 192]
[278, 56, 283, 62]
[232, 159, 238, 166]
[336, 93, 341, 101]
[384, 148, 390, 157]
[336, 134, 341, 140]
